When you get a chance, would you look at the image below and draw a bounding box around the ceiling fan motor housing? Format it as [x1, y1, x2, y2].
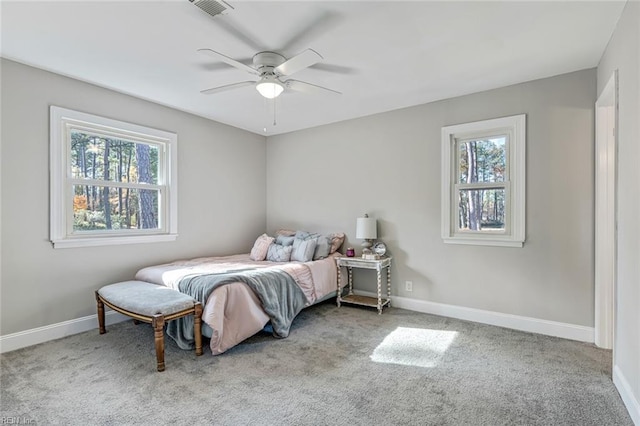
[253, 52, 286, 76]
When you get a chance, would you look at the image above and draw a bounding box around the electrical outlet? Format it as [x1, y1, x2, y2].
[405, 281, 413, 292]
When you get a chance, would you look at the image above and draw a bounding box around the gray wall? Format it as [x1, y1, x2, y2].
[597, 0, 640, 413]
[0, 59, 267, 335]
[267, 69, 596, 327]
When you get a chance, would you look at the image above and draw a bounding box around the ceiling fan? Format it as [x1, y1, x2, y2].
[198, 48, 342, 99]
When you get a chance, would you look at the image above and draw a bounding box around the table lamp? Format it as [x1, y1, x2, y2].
[356, 214, 377, 258]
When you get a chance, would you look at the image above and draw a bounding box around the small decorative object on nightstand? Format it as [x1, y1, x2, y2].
[373, 241, 386, 257]
[335, 256, 392, 314]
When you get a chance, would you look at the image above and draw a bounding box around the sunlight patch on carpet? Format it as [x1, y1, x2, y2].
[370, 327, 458, 368]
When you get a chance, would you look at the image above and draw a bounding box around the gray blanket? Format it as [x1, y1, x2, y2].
[166, 268, 308, 350]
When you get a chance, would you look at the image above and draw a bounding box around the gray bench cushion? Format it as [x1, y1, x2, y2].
[98, 281, 196, 317]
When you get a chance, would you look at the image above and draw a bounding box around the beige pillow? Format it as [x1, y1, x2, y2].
[329, 233, 345, 254]
[250, 233, 275, 261]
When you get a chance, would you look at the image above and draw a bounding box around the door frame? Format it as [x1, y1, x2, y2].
[594, 70, 618, 350]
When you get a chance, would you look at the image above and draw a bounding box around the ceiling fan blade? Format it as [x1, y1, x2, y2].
[198, 57, 253, 72]
[200, 81, 255, 95]
[198, 48, 258, 75]
[310, 63, 358, 75]
[285, 79, 341, 95]
[275, 49, 323, 77]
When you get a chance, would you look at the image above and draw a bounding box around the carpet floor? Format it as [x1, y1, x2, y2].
[0, 301, 633, 425]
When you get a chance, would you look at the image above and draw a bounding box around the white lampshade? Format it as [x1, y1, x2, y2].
[256, 79, 284, 99]
[356, 216, 377, 240]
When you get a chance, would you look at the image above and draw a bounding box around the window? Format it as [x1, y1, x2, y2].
[50, 106, 177, 248]
[441, 114, 525, 247]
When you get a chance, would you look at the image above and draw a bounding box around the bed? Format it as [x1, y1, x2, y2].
[134, 230, 345, 355]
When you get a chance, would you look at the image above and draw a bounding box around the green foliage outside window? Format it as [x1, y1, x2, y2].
[457, 137, 507, 231]
[70, 130, 159, 232]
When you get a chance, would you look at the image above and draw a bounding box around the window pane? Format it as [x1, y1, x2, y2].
[70, 130, 159, 184]
[72, 185, 159, 232]
[458, 137, 506, 183]
[457, 188, 505, 231]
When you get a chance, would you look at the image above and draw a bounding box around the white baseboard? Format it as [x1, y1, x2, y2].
[0, 294, 596, 354]
[0, 311, 130, 354]
[613, 365, 640, 425]
[357, 291, 595, 343]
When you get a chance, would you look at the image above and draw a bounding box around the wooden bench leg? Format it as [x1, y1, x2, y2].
[95, 291, 106, 335]
[152, 315, 166, 372]
[194, 302, 203, 357]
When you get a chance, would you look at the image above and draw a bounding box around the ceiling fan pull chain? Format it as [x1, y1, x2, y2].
[273, 98, 277, 126]
[262, 96, 269, 133]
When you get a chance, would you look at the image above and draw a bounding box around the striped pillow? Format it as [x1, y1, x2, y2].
[294, 231, 333, 260]
[291, 238, 317, 262]
[250, 233, 275, 261]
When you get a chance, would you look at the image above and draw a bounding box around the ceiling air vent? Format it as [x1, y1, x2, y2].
[189, 0, 233, 18]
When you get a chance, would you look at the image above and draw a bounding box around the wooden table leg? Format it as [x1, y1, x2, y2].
[152, 315, 166, 372]
[95, 292, 106, 334]
[194, 303, 203, 357]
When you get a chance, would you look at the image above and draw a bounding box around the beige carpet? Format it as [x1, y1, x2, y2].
[0, 301, 633, 425]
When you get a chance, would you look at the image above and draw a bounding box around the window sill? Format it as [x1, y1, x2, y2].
[51, 234, 178, 249]
[442, 237, 523, 248]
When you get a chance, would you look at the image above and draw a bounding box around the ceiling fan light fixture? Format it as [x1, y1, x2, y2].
[256, 78, 284, 99]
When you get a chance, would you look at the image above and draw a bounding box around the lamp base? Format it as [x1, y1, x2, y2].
[362, 239, 378, 259]
[361, 239, 373, 253]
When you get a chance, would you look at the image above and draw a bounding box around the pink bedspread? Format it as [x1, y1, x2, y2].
[135, 253, 340, 355]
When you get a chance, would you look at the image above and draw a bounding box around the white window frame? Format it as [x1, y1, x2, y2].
[50, 106, 178, 249]
[441, 114, 525, 247]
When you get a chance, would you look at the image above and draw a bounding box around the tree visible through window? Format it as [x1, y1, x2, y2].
[457, 137, 507, 232]
[70, 131, 159, 232]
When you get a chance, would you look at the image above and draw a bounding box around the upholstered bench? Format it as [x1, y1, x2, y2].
[95, 281, 203, 372]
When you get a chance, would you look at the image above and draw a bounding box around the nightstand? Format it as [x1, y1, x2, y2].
[335, 256, 392, 314]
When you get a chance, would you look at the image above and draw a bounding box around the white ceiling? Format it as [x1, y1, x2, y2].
[1, 1, 626, 136]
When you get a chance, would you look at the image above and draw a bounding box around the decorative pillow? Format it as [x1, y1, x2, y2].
[266, 244, 293, 262]
[293, 231, 332, 260]
[291, 238, 317, 262]
[275, 234, 295, 246]
[275, 229, 296, 237]
[250, 233, 275, 261]
[313, 234, 332, 260]
[329, 233, 345, 254]
[294, 230, 316, 241]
